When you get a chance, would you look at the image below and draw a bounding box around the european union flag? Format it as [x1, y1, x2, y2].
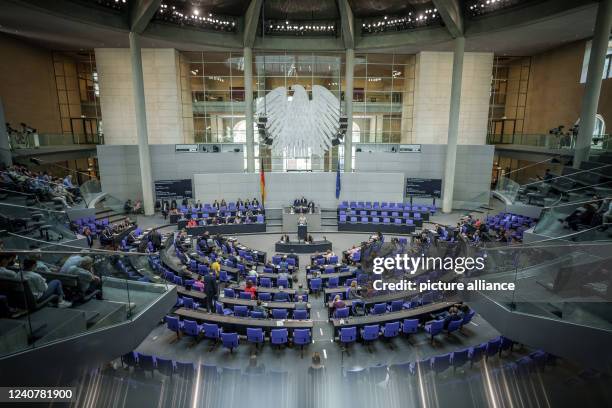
[335, 159, 341, 199]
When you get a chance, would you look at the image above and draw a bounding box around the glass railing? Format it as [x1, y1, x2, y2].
[0, 202, 77, 250]
[8, 132, 103, 150]
[0, 248, 170, 358]
[494, 176, 521, 204]
[488, 133, 611, 152]
[80, 179, 102, 207]
[533, 198, 611, 241]
[464, 237, 612, 332]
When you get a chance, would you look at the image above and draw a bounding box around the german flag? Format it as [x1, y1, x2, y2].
[259, 158, 266, 206]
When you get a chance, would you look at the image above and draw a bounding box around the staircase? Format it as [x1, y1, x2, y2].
[321, 208, 338, 231]
[95, 207, 128, 224]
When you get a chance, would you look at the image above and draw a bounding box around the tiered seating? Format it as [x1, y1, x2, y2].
[172, 201, 265, 225]
[337, 201, 433, 229]
[486, 212, 536, 240]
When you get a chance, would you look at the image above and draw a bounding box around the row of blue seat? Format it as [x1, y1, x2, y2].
[214, 302, 309, 320]
[339, 201, 436, 213]
[165, 316, 311, 353]
[339, 216, 419, 225]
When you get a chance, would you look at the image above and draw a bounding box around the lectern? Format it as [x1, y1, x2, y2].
[298, 223, 307, 241]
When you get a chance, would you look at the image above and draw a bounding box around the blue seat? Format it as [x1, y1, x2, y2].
[234, 305, 249, 317]
[293, 329, 311, 357]
[451, 348, 470, 372]
[246, 327, 264, 348]
[388, 300, 404, 312]
[360, 324, 380, 350]
[278, 278, 289, 288]
[272, 309, 288, 319]
[219, 270, 230, 283]
[239, 292, 253, 300]
[382, 321, 400, 340]
[432, 353, 452, 374]
[250, 311, 265, 318]
[329, 256, 338, 264]
[424, 320, 444, 343]
[339, 327, 357, 353]
[182, 297, 199, 310]
[446, 319, 462, 335]
[215, 301, 233, 316]
[221, 332, 239, 353]
[328, 276, 339, 288]
[165, 315, 183, 338]
[156, 357, 175, 376]
[334, 307, 349, 319]
[371, 303, 387, 315]
[182, 319, 201, 341]
[258, 292, 272, 301]
[271, 328, 288, 348]
[293, 309, 308, 320]
[470, 343, 487, 367]
[309, 278, 322, 293]
[274, 292, 289, 302]
[324, 266, 334, 274]
[402, 318, 419, 336]
[224, 288, 236, 298]
[260, 277, 272, 287]
[486, 337, 502, 359]
[202, 323, 222, 341]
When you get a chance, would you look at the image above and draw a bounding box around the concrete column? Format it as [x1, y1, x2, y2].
[244, 47, 255, 172]
[129, 32, 155, 215]
[0, 98, 12, 167]
[574, 0, 612, 168]
[344, 48, 354, 172]
[442, 36, 465, 213]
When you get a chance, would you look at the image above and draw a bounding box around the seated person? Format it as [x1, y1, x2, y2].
[21, 259, 71, 307]
[187, 218, 197, 228]
[306, 234, 314, 244]
[295, 295, 307, 310]
[347, 281, 362, 300]
[332, 295, 345, 312]
[252, 197, 259, 207]
[248, 266, 258, 278]
[252, 299, 267, 316]
[0, 253, 18, 279]
[60, 255, 100, 295]
[307, 201, 315, 213]
[244, 280, 257, 299]
[212, 200, 220, 209]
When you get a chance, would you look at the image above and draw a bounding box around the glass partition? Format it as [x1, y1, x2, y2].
[466, 238, 612, 332]
[0, 249, 170, 358]
[494, 176, 521, 203]
[80, 179, 102, 207]
[533, 199, 611, 242]
[0, 202, 77, 250]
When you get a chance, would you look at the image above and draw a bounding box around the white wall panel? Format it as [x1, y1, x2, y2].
[193, 172, 405, 208]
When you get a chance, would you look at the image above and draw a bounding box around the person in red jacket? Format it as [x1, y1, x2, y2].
[243, 280, 257, 299]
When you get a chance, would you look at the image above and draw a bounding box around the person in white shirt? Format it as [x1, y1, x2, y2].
[22, 259, 71, 307]
[0, 253, 17, 279]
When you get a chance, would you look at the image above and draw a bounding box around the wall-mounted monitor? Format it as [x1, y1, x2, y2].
[175, 144, 198, 153]
[154, 179, 193, 200]
[405, 178, 441, 198]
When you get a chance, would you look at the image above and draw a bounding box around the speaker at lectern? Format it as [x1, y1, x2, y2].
[297, 214, 307, 241]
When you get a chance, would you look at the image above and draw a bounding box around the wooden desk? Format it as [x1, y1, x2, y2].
[307, 271, 355, 281]
[177, 286, 207, 301]
[174, 307, 313, 334]
[230, 283, 296, 295]
[219, 296, 310, 310]
[330, 301, 455, 331]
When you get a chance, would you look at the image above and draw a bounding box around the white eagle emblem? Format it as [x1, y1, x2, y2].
[256, 85, 341, 157]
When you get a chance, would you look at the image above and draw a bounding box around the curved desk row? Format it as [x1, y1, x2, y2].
[338, 223, 416, 234]
[330, 301, 455, 332]
[275, 240, 332, 253]
[175, 307, 313, 334]
[181, 223, 266, 235]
